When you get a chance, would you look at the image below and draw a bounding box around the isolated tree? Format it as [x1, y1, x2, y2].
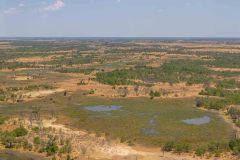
[80, 145, 87, 155]
[29, 106, 42, 127]
[123, 87, 128, 97]
[64, 91, 67, 96]
[18, 111, 25, 125]
[195, 98, 204, 108]
[134, 85, 140, 96]
[50, 110, 56, 119]
[11, 93, 16, 103]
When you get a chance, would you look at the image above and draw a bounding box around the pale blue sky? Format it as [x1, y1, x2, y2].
[0, 0, 240, 37]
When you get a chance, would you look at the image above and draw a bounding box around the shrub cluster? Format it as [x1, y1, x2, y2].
[162, 140, 240, 157]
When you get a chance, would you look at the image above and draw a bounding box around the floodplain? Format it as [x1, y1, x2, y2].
[0, 38, 240, 160]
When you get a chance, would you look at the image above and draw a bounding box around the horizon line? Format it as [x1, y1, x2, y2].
[1, 36, 240, 39]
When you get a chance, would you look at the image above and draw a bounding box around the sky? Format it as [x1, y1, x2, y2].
[0, 0, 240, 37]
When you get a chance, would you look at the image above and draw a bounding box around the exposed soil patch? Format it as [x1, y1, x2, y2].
[22, 89, 64, 101]
[209, 67, 240, 72]
[13, 76, 33, 81]
[8, 55, 57, 63]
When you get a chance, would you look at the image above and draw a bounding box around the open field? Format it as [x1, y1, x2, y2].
[0, 38, 240, 159]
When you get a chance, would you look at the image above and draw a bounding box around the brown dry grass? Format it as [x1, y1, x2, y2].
[0, 68, 37, 72]
[8, 55, 58, 63]
[22, 89, 64, 101]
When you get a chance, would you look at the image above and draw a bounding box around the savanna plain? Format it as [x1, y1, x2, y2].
[0, 38, 240, 160]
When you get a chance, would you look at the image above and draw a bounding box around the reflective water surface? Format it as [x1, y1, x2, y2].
[83, 105, 122, 112]
[182, 116, 211, 125]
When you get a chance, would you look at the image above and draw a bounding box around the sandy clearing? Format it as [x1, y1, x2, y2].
[0, 68, 40, 72]
[8, 55, 58, 63]
[22, 89, 64, 100]
[13, 76, 33, 81]
[208, 67, 240, 72]
[189, 48, 240, 53]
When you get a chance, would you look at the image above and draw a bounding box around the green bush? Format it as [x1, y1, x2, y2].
[229, 139, 240, 154]
[174, 143, 190, 153]
[207, 141, 224, 156]
[0, 132, 16, 148]
[0, 95, 5, 101]
[199, 87, 225, 97]
[195, 145, 207, 156]
[235, 120, 240, 128]
[32, 127, 40, 133]
[12, 127, 28, 137]
[0, 117, 7, 125]
[45, 140, 59, 156]
[226, 92, 240, 105]
[56, 68, 94, 74]
[149, 91, 161, 98]
[24, 84, 55, 91]
[216, 79, 240, 89]
[162, 141, 175, 152]
[89, 89, 95, 94]
[59, 145, 71, 154]
[227, 107, 240, 120]
[34, 136, 41, 145]
[202, 98, 227, 110]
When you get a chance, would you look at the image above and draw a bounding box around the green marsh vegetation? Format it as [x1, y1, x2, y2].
[56, 95, 232, 147]
[0, 94, 233, 148]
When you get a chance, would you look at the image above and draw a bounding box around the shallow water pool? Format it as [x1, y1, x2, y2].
[83, 105, 122, 112]
[182, 116, 211, 125]
[141, 116, 160, 135]
[141, 128, 160, 135]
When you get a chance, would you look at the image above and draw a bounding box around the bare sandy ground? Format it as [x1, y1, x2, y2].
[7, 55, 58, 63]
[13, 76, 33, 81]
[22, 89, 64, 100]
[208, 67, 240, 72]
[0, 68, 38, 72]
